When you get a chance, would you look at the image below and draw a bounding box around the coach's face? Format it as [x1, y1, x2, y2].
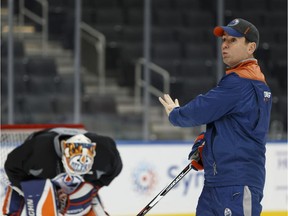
[221, 32, 256, 67]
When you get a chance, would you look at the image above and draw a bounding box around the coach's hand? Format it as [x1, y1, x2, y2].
[188, 132, 205, 171]
[159, 94, 180, 116]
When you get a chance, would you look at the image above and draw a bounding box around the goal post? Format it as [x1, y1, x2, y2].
[0, 123, 85, 205]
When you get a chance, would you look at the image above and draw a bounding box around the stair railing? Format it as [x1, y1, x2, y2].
[19, 0, 48, 54]
[80, 22, 106, 94]
[134, 58, 170, 120]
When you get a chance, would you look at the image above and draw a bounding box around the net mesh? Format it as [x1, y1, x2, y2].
[1, 124, 85, 168]
[0, 124, 84, 202]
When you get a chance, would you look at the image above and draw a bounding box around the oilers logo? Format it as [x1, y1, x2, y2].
[224, 208, 232, 216]
[264, 91, 271, 102]
[132, 163, 157, 195]
[228, 19, 239, 26]
[52, 173, 84, 194]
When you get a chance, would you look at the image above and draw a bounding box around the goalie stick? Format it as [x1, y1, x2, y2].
[136, 162, 194, 216]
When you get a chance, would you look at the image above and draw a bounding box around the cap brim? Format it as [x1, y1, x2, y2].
[213, 26, 243, 37]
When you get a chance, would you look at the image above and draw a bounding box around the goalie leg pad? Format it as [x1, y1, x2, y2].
[2, 185, 24, 216]
[21, 179, 58, 216]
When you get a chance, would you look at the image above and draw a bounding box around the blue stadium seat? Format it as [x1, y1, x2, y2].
[155, 9, 183, 27]
[152, 27, 176, 43]
[152, 42, 183, 61]
[265, 12, 287, 27]
[171, 0, 201, 11]
[96, 8, 124, 27]
[122, 0, 143, 9]
[184, 11, 214, 28]
[1, 40, 25, 58]
[184, 44, 215, 60]
[82, 95, 117, 114]
[89, 0, 119, 8]
[1, 57, 28, 79]
[125, 8, 144, 26]
[270, 44, 287, 62]
[26, 57, 58, 78]
[152, 59, 181, 78]
[176, 27, 208, 44]
[180, 60, 216, 80]
[239, 0, 268, 11]
[121, 26, 143, 42]
[151, 0, 172, 9]
[120, 42, 143, 60]
[268, 0, 287, 11]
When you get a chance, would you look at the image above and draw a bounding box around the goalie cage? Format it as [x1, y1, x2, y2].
[0, 124, 85, 206]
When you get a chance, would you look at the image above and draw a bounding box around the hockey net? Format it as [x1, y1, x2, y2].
[0, 124, 85, 199]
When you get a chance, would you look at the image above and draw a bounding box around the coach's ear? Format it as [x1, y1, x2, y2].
[247, 42, 256, 55]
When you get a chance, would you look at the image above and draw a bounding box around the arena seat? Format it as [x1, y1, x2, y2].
[82, 95, 117, 114]
[184, 44, 215, 60]
[125, 8, 144, 26]
[155, 9, 183, 27]
[265, 11, 287, 28]
[180, 60, 216, 80]
[1, 40, 25, 58]
[183, 11, 215, 28]
[151, 27, 176, 43]
[171, 0, 201, 11]
[26, 57, 58, 78]
[1, 57, 28, 79]
[95, 8, 124, 27]
[176, 27, 209, 44]
[152, 42, 183, 61]
[239, 0, 269, 11]
[268, 0, 287, 11]
[122, 0, 143, 9]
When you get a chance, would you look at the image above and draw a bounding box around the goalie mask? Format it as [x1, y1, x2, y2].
[61, 134, 96, 176]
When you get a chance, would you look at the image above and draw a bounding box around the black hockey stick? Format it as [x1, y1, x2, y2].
[136, 162, 194, 216]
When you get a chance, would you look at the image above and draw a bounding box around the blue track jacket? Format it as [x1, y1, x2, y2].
[169, 59, 272, 190]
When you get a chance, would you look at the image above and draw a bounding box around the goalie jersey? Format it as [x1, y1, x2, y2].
[4, 128, 123, 190]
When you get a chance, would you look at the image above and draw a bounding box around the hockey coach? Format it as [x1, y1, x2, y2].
[2, 127, 122, 216]
[159, 18, 272, 216]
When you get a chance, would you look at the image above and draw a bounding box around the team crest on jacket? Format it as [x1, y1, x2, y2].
[264, 91, 271, 102]
[224, 208, 232, 216]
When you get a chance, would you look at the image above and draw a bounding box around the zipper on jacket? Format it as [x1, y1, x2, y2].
[210, 126, 218, 176]
[213, 162, 217, 175]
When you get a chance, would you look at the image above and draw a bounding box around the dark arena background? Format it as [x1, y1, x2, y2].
[1, 0, 287, 215]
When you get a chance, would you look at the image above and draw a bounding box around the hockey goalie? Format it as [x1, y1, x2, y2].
[2, 127, 123, 216]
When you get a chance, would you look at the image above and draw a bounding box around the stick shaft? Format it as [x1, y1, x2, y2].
[136, 162, 193, 216]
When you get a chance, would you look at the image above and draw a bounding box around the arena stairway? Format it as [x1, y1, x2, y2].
[1, 6, 200, 141]
[1, 31, 196, 140]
